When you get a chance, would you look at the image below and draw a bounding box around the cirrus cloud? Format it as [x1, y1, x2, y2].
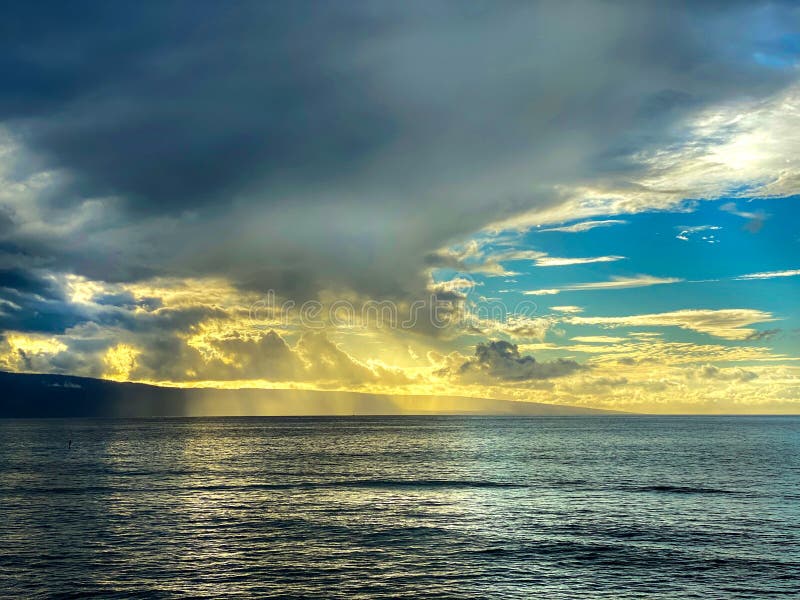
[525, 275, 682, 296]
[566, 309, 777, 341]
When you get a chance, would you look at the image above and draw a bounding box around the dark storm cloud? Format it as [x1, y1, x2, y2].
[0, 1, 395, 212]
[441, 340, 584, 382]
[0, 268, 81, 333]
[1, 0, 799, 316]
[0, 268, 60, 298]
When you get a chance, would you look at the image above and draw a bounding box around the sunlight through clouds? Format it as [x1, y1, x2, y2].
[0, 1, 798, 414]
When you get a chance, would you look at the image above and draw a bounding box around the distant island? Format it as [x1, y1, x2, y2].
[0, 371, 625, 418]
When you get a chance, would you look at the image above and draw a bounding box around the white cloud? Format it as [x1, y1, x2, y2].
[534, 255, 626, 267]
[462, 248, 625, 271]
[736, 269, 800, 280]
[537, 219, 628, 233]
[550, 305, 584, 314]
[676, 225, 722, 242]
[525, 289, 562, 296]
[431, 277, 480, 292]
[524, 275, 682, 296]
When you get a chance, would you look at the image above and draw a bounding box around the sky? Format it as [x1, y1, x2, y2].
[0, 1, 799, 414]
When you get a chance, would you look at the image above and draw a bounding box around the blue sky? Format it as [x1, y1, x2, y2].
[436, 194, 799, 375]
[476, 196, 798, 320]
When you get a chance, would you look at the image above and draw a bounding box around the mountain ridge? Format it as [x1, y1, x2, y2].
[0, 371, 628, 417]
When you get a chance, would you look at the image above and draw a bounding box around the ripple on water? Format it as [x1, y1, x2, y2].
[0, 415, 799, 599]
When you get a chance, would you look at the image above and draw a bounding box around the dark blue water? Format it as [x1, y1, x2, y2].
[1, 416, 798, 598]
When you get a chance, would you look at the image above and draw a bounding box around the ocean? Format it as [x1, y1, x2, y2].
[1, 416, 798, 598]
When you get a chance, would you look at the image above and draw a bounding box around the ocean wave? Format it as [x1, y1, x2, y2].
[632, 484, 738, 495]
[1, 478, 526, 495]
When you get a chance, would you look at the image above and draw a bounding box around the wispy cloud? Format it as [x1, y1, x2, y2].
[566, 308, 776, 340]
[736, 269, 800, 280]
[430, 277, 480, 292]
[525, 275, 682, 296]
[571, 336, 627, 343]
[497, 250, 548, 260]
[534, 255, 626, 267]
[471, 315, 560, 342]
[721, 202, 768, 233]
[477, 249, 625, 269]
[676, 225, 721, 242]
[550, 306, 584, 314]
[537, 219, 628, 233]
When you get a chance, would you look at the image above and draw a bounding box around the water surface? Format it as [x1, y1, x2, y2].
[1, 416, 798, 598]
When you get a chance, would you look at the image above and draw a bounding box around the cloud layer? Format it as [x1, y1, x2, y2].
[2, 1, 799, 304]
[0, 2, 798, 413]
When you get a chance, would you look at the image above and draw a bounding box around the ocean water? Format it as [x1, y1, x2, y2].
[0, 416, 798, 599]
